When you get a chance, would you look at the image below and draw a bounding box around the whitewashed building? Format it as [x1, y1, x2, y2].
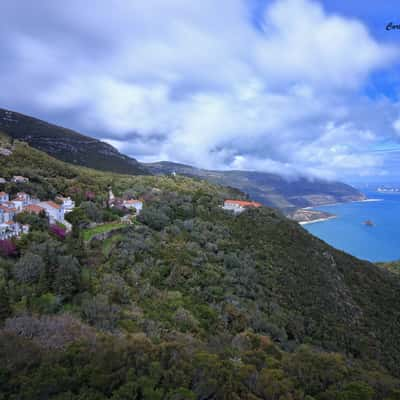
[122, 199, 143, 214]
[222, 200, 262, 214]
[56, 196, 75, 213]
[38, 201, 65, 223]
[0, 222, 29, 240]
[0, 203, 16, 223]
[0, 191, 9, 203]
[12, 192, 31, 211]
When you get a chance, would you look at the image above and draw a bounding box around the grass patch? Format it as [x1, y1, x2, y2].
[82, 222, 125, 242]
[102, 233, 123, 257]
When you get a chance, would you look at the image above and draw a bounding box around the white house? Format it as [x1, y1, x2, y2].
[122, 199, 143, 214]
[12, 198, 24, 211]
[0, 222, 29, 240]
[12, 192, 31, 210]
[38, 201, 65, 223]
[0, 191, 9, 203]
[16, 192, 31, 203]
[222, 200, 262, 214]
[0, 203, 16, 223]
[0, 178, 6, 184]
[56, 196, 75, 213]
[11, 176, 29, 183]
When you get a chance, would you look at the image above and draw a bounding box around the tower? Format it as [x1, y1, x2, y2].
[108, 188, 115, 205]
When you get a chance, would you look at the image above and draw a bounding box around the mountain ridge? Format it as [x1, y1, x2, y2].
[0, 108, 149, 175]
[145, 160, 366, 212]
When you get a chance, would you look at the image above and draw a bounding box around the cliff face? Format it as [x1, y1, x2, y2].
[0, 108, 149, 175]
[145, 161, 366, 211]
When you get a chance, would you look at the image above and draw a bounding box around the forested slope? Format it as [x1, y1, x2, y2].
[1, 142, 400, 399]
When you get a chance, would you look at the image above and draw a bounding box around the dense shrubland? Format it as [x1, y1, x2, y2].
[1, 143, 400, 399]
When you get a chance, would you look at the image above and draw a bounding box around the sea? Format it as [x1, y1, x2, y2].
[303, 191, 400, 263]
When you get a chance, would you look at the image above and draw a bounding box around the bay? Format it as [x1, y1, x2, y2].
[303, 191, 400, 262]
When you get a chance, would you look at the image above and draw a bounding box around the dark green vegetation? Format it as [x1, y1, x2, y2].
[1, 143, 400, 399]
[0, 108, 148, 175]
[146, 161, 366, 212]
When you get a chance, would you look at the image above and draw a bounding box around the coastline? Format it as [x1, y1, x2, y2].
[299, 215, 337, 225]
[297, 197, 382, 225]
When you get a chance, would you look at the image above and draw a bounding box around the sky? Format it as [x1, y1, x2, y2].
[1, 0, 400, 183]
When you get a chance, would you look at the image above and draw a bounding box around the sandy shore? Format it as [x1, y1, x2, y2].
[299, 215, 337, 225]
[298, 198, 383, 225]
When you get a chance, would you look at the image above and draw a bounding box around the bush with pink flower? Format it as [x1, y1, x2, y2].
[50, 224, 67, 240]
[0, 240, 17, 257]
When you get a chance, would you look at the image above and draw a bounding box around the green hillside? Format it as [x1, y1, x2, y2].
[1, 143, 400, 399]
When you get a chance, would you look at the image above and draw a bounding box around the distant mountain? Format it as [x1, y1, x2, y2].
[146, 161, 366, 212]
[0, 108, 149, 175]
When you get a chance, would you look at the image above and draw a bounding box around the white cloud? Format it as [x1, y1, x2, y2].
[0, 0, 400, 180]
[393, 118, 400, 135]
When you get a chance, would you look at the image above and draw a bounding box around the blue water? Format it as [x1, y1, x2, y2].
[303, 192, 400, 262]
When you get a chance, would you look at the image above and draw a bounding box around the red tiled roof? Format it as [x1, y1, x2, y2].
[0, 204, 16, 212]
[224, 200, 262, 208]
[0, 191, 7, 196]
[123, 199, 142, 204]
[24, 204, 45, 214]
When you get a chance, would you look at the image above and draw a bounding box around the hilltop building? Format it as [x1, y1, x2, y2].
[122, 199, 143, 214]
[109, 189, 143, 215]
[223, 199, 262, 214]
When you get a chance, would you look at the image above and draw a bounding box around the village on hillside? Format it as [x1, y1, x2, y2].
[0, 171, 262, 242]
[0, 188, 75, 240]
[0, 181, 147, 241]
